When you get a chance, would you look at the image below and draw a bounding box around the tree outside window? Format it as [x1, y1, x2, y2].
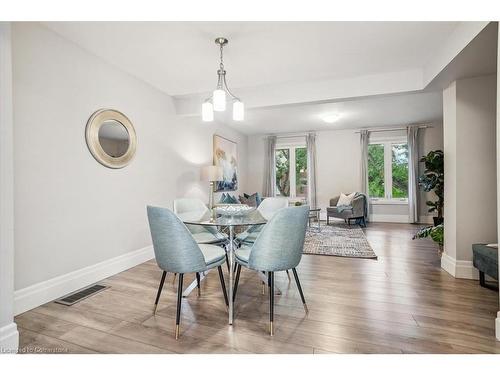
[275, 149, 290, 196]
[275, 146, 307, 199]
[368, 140, 408, 201]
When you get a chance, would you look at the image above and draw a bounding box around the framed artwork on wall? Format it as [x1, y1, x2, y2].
[213, 134, 238, 192]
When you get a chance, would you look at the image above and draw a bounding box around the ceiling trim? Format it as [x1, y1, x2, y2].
[174, 68, 423, 116]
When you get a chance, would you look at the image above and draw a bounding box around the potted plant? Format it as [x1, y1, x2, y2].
[413, 224, 444, 257]
[418, 150, 444, 226]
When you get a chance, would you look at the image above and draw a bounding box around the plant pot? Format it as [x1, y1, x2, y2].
[433, 217, 444, 226]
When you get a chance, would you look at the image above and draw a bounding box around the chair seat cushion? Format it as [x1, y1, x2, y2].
[198, 244, 226, 267]
[235, 246, 251, 266]
[192, 231, 227, 244]
[236, 227, 261, 244]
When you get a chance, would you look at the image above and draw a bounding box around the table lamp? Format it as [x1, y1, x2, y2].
[201, 165, 223, 210]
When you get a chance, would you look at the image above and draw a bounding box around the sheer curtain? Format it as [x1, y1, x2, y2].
[306, 133, 317, 208]
[263, 136, 277, 197]
[360, 130, 370, 221]
[407, 125, 420, 223]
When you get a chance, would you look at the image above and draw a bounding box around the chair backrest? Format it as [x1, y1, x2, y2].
[249, 205, 309, 272]
[173, 198, 212, 235]
[257, 197, 289, 220]
[173, 198, 210, 221]
[147, 205, 207, 274]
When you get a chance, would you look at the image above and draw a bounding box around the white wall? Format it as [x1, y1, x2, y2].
[0, 22, 19, 352]
[443, 74, 497, 279]
[247, 123, 443, 223]
[12, 23, 247, 311]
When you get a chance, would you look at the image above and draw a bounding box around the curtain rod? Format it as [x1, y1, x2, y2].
[261, 132, 312, 140]
[354, 124, 432, 134]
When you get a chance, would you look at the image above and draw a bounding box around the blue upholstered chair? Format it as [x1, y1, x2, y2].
[236, 197, 288, 245]
[147, 205, 229, 340]
[233, 205, 309, 336]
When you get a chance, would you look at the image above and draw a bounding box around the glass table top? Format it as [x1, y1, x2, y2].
[182, 209, 267, 227]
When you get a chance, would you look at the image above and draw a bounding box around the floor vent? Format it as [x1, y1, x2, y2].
[55, 284, 109, 306]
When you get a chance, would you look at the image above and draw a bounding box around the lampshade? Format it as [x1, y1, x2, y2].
[201, 165, 223, 182]
[233, 100, 244, 121]
[213, 89, 226, 111]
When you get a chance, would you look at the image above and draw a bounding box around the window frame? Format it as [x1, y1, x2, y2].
[368, 136, 409, 205]
[274, 142, 307, 201]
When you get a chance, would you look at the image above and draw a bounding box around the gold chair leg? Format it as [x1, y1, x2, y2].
[175, 324, 180, 340]
[270, 321, 274, 336]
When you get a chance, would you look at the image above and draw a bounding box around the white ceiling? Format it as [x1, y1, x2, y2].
[224, 91, 443, 135]
[41, 21, 494, 135]
[43, 21, 460, 96]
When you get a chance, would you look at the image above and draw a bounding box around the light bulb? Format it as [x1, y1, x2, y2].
[202, 102, 214, 122]
[233, 100, 244, 121]
[213, 89, 226, 111]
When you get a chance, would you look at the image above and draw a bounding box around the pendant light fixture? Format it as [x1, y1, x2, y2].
[202, 37, 244, 122]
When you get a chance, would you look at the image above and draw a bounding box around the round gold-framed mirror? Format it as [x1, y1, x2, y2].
[85, 109, 137, 169]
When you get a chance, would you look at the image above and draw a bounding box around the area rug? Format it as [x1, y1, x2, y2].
[303, 223, 377, 259]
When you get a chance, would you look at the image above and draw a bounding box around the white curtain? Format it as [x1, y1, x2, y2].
[407, 125, 420, 223]
[306, 133, 317, 208]
[360, 130, 370, 221]
[263, 136, 277, 197]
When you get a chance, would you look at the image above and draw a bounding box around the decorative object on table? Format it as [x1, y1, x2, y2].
[85, 108, 137, 169]
[413, 224, 444, 257]
[213, 135, 238, 192]
[215, 204, 255, 218]
[201, 37, 244, 122]
[294, 201, 303, 206]
[418, 150, 444, 226]
[303, 222, 377, 259]
[201, 165, 223, 211]
[472, 244, 499, 291]
[326, 192, 367, 227]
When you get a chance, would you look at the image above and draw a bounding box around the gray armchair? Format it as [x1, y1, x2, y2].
[327, 193, 367, 227]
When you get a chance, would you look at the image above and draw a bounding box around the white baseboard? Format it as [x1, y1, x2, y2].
[369, 214, 409, 223]
[0, 323, 19, 353]
[496, 312, 500, 341]
[440, 252, 479, 280]
[14, 246, 154, 316]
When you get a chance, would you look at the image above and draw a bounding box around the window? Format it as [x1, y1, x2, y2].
[275, 146, 308, 199]
[368, 139, 408, 201]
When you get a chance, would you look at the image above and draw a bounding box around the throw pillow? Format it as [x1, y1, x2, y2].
[219, 193, 228, 203]
[239, 194, 258, 207]
[337, 192, 356, 206]
[243, 192, 262, 206]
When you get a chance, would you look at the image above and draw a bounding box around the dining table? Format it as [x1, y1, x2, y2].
[182, 209, 268, 325]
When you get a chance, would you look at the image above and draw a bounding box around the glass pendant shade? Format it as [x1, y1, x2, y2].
[213, 89, 226, 111]
[202, 102, 214, 122]
[233, 100, 244, 121]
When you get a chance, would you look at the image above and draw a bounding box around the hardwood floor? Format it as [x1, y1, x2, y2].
[15, 223, 500, 354]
